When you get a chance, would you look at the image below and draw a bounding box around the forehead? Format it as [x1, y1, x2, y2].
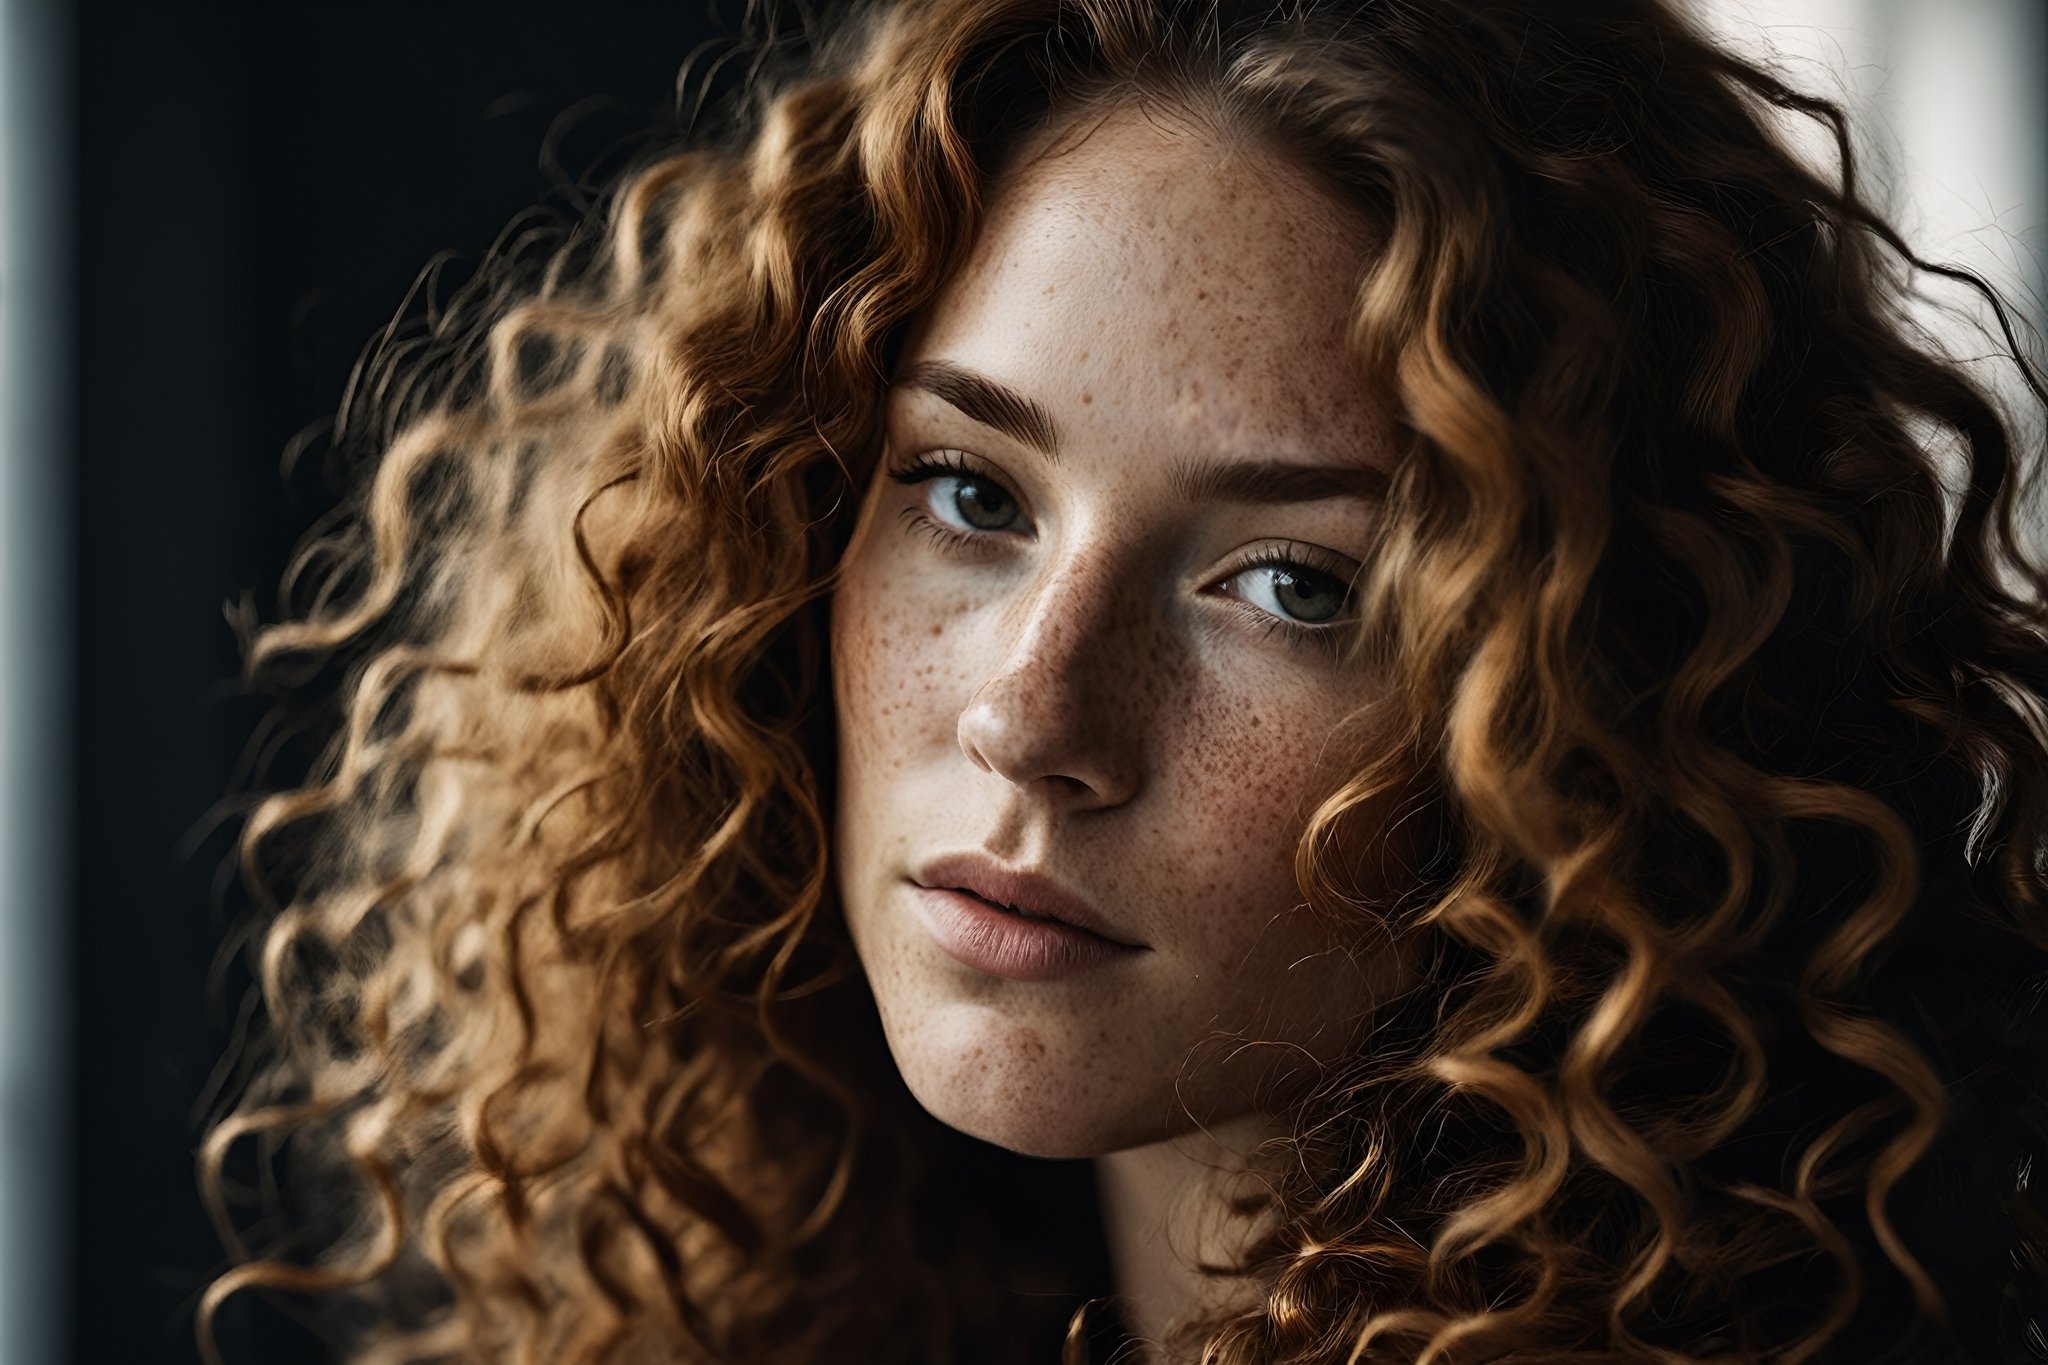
[901, 104, 1391, 466]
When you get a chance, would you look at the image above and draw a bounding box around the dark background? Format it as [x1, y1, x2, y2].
[73, 4, 724, 1359]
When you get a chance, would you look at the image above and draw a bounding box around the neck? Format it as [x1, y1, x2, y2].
[1092, 1112, 1279, 1362]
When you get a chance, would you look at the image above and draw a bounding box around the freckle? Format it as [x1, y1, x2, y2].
[929, 623, 942, 637]
[1081, 392, 1093, 405]
[1196, 290, 1208, 300]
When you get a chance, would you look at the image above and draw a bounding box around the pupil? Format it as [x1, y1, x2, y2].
[954, 481, 1015, 530]
[1275, 569, 1343, 623]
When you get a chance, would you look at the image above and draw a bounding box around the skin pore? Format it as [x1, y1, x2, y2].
[830, 101, 1422, 1356]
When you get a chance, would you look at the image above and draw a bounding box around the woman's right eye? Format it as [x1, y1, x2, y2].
[928, 474, 1021, 532]
[887, 453, 1028, 537]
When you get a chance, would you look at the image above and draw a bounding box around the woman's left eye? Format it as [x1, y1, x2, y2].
[1221, 560, 1354, 625]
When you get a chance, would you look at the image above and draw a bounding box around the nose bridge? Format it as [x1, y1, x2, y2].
[957, 537, 1148, 803]
[1004, 549, 1119, 694]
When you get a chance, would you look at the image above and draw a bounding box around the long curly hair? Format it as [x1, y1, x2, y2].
[198, 1, 2048, 1360]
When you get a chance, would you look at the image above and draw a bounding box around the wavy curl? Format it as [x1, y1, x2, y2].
[200, 1, 2048, 1361]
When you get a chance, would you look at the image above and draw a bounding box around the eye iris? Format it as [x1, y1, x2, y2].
[1272, 567, 1345, 623]
[952, 479, 1017, 530]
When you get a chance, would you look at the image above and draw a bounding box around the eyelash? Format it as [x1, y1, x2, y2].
[885, 450, 1359, 657]
[887, 450, 1008, 554]
[1220, 543, 1360, 657]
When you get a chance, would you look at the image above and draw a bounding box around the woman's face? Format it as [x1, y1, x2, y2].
[831, 104, 1419, 1159]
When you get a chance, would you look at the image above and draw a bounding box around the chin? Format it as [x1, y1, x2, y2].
[884, 1006, 1176, 1159]
[909, 1077, 1164, 1159]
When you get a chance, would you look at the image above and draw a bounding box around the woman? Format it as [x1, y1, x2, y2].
[198, 0, 2048, 1361]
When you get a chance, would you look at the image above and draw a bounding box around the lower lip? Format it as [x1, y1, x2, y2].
[910, 885, 1144, 981]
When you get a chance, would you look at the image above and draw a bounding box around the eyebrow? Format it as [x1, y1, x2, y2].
[893, 358, 1389, 505]
[1165, 456, 1389, 506]
[896, 359, 1061, 459]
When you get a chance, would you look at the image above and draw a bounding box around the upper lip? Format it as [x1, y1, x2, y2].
[914, 852, 1146, 949]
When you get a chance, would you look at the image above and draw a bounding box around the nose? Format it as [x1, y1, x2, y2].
[955, 555, 1146, 811]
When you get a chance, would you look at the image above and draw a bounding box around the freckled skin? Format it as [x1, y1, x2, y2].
[832, 107, 1420, 1160]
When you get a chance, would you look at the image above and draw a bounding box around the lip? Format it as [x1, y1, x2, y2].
[909, 853, 1148, 982]
[917, 853, 1143, 945]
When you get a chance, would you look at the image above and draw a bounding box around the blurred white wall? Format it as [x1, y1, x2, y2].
[1689, 0, 2048, 554]
[1694, 0, 2043, 294]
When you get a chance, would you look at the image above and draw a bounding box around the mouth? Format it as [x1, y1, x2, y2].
[906, 880, 1148, 982]
[962, 888, 1081, 927]
[912, 851, 1146, 950]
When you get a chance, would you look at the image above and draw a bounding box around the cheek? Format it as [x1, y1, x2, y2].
[1109, 682, 1347, 952]
[1181, 686, 1422, 1005]
[1195, 693, 1302, 848]
[832, 545, 940, 776]
[829, 527, 984, 893]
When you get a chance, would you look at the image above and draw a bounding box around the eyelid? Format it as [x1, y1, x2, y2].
[887, 448, 1012, 492]
[1221, 539, 1359, 586]
[884, 447, 981, 485]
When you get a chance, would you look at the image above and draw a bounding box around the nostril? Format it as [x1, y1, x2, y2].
[956, 718, 997, 776]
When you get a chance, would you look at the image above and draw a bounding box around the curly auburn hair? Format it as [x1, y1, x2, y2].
[198, 0, 2048, 1361]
